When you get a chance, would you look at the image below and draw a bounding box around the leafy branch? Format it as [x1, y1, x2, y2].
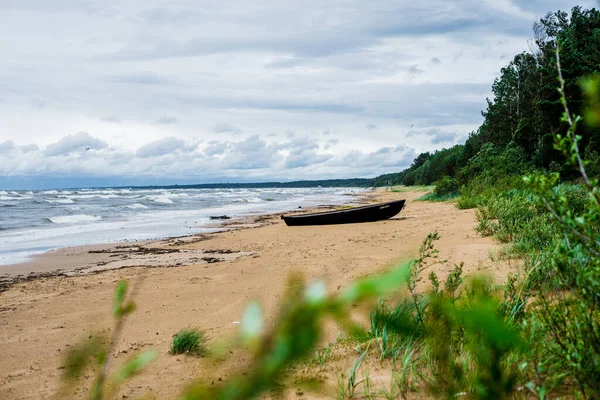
[62, 277, 157, 400]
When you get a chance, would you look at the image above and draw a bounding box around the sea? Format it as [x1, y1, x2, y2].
[0, 187, 365, 266]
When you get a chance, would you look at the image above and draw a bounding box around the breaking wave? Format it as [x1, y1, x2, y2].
[149, 195, 174, 204]
[46, 214, 103, 224]
[46, 198, 75, 204]
[126, 203, 149, 209]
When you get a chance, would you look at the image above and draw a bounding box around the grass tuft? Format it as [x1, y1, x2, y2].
[416, 192, 458, 202]
[170, 328, 208, 355]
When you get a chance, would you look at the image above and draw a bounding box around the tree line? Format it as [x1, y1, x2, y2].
[375, 6, 600, 190]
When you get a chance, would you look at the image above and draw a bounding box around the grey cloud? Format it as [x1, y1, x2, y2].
[406, 128, 458, 144]
[275, 136, 332, 168]
[431, 57, 441, 64]
[339, 145, 417, 169]
[102, 115, 121, 123]
[224, 135, 281, 169]
[44, 132, 108, 157]
[407, 128, 443, 137]
[204, 141, 229, 156]
[367, 146, 418, 167]
[408, 65, 424, 75]
[213, 123, 242, 135]
[285, 150, 331, 169]
[324, 139, 339, 149]
[279, 136, 319, 152]
[187, 81, 484, 127]
[266, 58, 306, 69]
[454, 134, 469, 144]
[512, 0, 594, 13]
[139, 8, 191, 25]
[136, 136, 190, 158]
[154, 116, 178, 125]
[31, 98, 46, 109]
[0, 140, 15, 153]
[407, 127, 458, 143]
[367, 123, 377, 130]
[106, 28, 374, 61]
[105, 2, 536, 62]
[20, 144, 40, 153]
[175, 92, 364, 115]
[105, 72, 172, 85]
[232, 135, 266, 153]
[354, 82, 489, 124]
[431, 131, 457, 144]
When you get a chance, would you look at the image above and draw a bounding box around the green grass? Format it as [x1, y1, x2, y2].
[388, 185, 434, 193]
[416, 192, 458, 202]
[170, 328, 208, 355]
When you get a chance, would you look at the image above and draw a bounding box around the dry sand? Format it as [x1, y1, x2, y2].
[0, 189, 512, 399]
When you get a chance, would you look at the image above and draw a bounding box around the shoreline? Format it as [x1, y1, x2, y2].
[0, 190, 375, 291]
[0, 187, 369, 271]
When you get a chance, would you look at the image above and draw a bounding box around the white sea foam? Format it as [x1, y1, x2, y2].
[236, 197, 262, 203]
[0, 191, 7, 195]
[69, 194, 120, 199]
[126, 203, 148, 209]
[150, 195, 174, 204]
[47, 214, 102, 224]
[0, 196, 18, 201]
[46, 198, 75, 204]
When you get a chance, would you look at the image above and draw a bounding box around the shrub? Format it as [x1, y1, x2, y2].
[417, 192, 458, 202]
[552, 183, 590, 216]
[171, 328, 208, 355]
[434, 176, 458, 197]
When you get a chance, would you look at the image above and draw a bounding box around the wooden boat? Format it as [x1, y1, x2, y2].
[281, 199, 406, 226]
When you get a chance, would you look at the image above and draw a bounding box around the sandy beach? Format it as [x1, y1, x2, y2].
[0, 189, 511, 399]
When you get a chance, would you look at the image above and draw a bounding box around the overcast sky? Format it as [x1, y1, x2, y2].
[0, 0, 596, 188]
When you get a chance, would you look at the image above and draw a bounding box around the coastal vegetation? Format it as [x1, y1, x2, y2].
[60, 6, 599, 399]
[170, 328, 208, 355]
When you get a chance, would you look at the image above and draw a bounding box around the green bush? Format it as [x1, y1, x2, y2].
[552, 183, 590, 216]
[417, 192, 458, 202]
[366, 259, 523, 399]
[171, 328, 208, 355]
[457, 175, 526, 210]
[434, 176, 458, 197]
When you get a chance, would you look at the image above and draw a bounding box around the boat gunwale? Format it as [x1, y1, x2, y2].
[282, 199, 405, 220]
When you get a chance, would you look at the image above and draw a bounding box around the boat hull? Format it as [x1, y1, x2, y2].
[282, 199, 406, 226]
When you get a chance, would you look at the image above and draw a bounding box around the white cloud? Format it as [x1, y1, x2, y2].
[136, 136, 193, 158]
[204, 141, 229, 156]
[44, 132, 107, 157]
[222, 135, 282, 169]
